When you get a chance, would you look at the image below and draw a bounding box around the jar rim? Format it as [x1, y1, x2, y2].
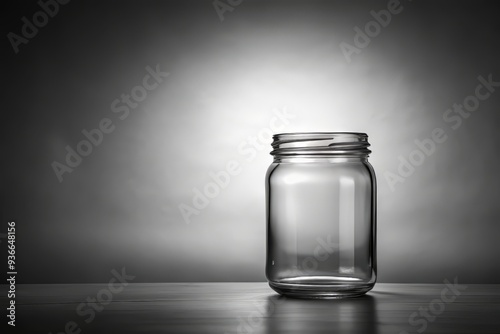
[271, 132, 371, 157]
[273, 131, 368, 137]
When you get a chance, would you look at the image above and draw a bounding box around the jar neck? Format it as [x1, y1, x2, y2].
[274, 156, 368, 163]
[270, 132, 371, 160]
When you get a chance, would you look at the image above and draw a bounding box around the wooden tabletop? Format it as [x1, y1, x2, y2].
[2, 283, 500, 333]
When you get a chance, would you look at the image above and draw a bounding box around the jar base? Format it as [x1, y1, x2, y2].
[268, 279, 375, 299]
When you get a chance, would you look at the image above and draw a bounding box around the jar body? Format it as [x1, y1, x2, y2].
[265, 133, 376, 298]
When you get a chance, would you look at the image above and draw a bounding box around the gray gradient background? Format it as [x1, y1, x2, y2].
[2, 0, 500, 284]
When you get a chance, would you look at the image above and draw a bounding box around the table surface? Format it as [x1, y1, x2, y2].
[1, 283, 500, 333]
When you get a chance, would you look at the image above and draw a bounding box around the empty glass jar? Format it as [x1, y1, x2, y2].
[265, 132, 377, 298]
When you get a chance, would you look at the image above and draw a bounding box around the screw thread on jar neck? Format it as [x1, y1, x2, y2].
[270, 132, 371, 159]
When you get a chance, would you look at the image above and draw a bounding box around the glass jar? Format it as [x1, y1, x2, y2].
[265, 132, 376, 298]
